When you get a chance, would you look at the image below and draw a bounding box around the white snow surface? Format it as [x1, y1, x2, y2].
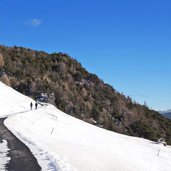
[1, 82, 171, 171]
[0, 140, 10, 171]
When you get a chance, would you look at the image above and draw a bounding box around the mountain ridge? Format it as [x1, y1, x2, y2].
[1, 45, 171, 144]
[159, 110, 171, 120]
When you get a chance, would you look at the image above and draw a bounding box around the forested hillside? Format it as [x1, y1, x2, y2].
[1, 45, 171, 144]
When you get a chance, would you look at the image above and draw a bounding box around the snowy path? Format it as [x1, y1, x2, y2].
[0, 118, 41, 171]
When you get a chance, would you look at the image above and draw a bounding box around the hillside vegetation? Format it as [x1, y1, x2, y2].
[1, 45, 171, 144]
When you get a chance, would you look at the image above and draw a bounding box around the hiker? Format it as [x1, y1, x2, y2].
[35, 102, 38, 110]
[30, 102, 33, 110]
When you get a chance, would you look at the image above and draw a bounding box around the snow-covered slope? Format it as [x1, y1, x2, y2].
[0, 82, 32, 117]
[1, 82, 171, 171]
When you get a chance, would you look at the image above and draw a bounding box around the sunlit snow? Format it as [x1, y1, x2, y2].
[1, 82, 171, 171]
[0, 140, 10, 171]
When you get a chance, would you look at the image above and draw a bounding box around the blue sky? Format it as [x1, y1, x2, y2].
[1, 0, 171, 110]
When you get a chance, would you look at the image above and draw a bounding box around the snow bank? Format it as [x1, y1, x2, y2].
[1, 82, 171, 171]
[0, 140, 10, 171]
[0, 82, 32, 117]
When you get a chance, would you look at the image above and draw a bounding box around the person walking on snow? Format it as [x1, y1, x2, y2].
[30, 102, 33, 110]
[35, 102, 38, 110]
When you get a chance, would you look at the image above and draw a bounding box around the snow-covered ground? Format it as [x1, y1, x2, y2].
[0, 140, 10, 170]
[1, 81, 171, 171]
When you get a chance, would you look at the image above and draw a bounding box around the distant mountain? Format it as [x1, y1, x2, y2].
[159, 110, 171, 120]
[164, 113, 171, 119]
[1, 45, 171, 144]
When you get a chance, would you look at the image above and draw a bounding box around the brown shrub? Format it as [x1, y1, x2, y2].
[0, 74, 10, 86]
[0, 53, 4, 69]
